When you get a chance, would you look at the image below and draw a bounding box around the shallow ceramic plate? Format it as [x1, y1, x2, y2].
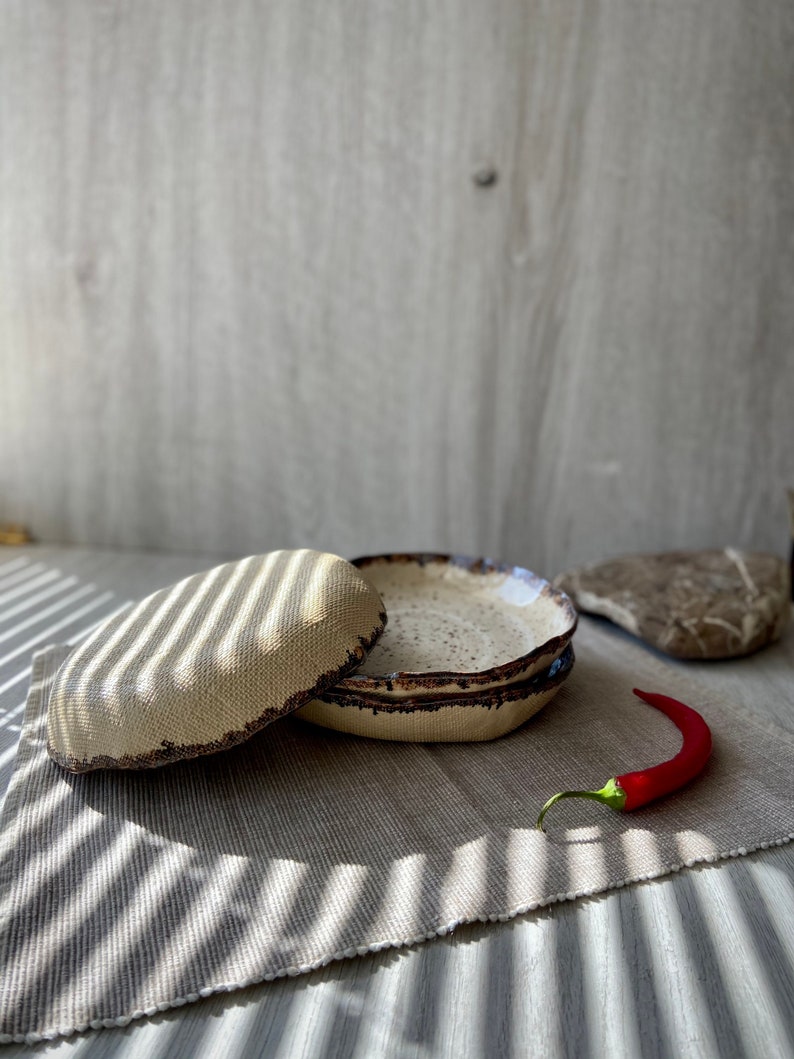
[296, 645, 574, 742]
[334, 554, 577, 699]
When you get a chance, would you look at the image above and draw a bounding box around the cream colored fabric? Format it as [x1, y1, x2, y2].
[46, 550, 386, 772]
[1, 619, 792, 1044]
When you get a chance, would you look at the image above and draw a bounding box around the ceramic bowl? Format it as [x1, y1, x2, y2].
[296, 644, 574, 742]
[46, 550, 386, 772]
[334, 553, 577, 700]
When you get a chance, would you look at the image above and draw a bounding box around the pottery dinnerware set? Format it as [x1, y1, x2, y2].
[298, 554, 578, 742]
[46, 549, 578, 774]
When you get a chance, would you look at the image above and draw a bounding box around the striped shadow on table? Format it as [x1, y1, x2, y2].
[0, 618, 792, 1045]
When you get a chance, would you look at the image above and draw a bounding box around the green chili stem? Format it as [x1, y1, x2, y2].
[536, 777, 627, 832]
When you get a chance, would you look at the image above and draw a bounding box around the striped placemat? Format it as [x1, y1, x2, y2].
[1, 619, 792, 1044]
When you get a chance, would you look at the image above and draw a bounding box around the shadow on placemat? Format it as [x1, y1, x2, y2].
[0, 621, 792, 1044]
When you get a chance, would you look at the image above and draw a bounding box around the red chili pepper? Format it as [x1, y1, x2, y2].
[536, 688, 713, 832]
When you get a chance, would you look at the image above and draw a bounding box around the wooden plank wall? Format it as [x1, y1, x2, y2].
[2, 2, 793, 579]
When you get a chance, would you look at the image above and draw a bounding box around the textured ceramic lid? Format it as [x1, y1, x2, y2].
[47, 549, 386, 773]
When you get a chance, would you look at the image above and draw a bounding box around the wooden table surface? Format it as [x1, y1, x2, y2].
[1, 545, 793, 1059]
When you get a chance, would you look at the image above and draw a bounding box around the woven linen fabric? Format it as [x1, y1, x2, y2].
[1, 620, 793, 1044]
[46, 549, 386, 772]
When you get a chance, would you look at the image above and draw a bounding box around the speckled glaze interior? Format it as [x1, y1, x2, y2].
[334, 554, 577, 699]
[296, 645, 575, 742]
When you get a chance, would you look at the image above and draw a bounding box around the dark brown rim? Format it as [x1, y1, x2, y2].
[315, 644, 574, 714]
[336, 553, 577, 693]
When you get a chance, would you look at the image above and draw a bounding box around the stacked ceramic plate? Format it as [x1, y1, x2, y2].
[296, 554, 578, 742]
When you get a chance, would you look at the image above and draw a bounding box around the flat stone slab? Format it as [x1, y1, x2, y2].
[554, 549, 791, 659]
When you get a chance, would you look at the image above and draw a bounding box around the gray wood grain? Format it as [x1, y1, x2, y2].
[0, 544, 792, 1058]
[2, 2, 794, 578]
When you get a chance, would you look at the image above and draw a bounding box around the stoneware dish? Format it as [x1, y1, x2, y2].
[297, 644, 575, 742]
[334, 553, 577, 700]
[46, 550, 386, 772]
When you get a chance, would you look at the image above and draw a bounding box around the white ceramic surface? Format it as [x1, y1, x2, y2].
[335, 554, 577, 700]
[297, 645, 574, 742]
